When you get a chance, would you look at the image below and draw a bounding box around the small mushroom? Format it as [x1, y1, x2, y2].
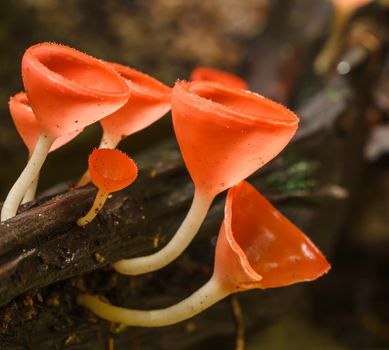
[78, 181, 330, 327]
[1, 43, 130, 221]
[9, 92, 82, 203]
[76, 62, 171, 187]
[113, 80, 299, 275]
[77, 149, 137, 227]
[190, 66, 248, 90]
[314, 0, 373, 75]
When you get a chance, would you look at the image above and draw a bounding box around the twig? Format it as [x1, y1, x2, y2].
[231, 295, 245, 350]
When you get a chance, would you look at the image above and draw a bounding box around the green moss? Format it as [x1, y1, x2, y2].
[266, 161, 316, 193]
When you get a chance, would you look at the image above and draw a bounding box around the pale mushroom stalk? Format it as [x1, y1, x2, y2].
[77, 189, 110, 226]
[75, 133, 122, 188]
[21, 172, 39, 204]
[78, 274, 228, 327]
[113, 190, 214, 275]
[1, 133, 55, 221]
[314, 7, 353, 75]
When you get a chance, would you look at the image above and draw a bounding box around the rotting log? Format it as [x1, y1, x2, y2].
[0, 4, 386, 350]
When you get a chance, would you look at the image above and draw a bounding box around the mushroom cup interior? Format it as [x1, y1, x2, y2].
[89, 149, 137, 192]
[188, 82, 298, 125]
[191, 68, 247, 89]
[226, 181, 330, 289]
[33, 45, 128, 94]
[109, 63, 171, 99]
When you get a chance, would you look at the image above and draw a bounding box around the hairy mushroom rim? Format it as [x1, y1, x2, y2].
[26, 43, 129, 96]
[108, 62, 171, 100]
[89, 148, 138, 193]
[177, 81, 299, 126]
[190, 66, 248, 90]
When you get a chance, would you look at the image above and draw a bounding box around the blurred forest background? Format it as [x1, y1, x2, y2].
[0, 0, 388, 349]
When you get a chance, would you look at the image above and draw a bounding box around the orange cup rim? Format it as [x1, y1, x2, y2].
[173, 80, 299, 128]
[23, 42, 130, 99]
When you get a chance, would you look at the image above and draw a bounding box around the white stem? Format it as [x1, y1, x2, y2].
[21, 173, 39, 204]
[78, 275, 228, 327]
[113, 190, 214, 275]
[99, 132, 121, 149]
[1, 133, 54, 221]
[77, 190, 110, 226]
[75, 132, 121, 188]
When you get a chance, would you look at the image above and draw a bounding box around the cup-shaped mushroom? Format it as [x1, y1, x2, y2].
[22, 43, 130, 138]
[77, 149, 138, 226]
[172, 81, 299, 196]
[78, 181, 330, 328]
[9, 92, 82, 203]
[214, 181, 331, 292]
[99, 62, 171, 147]
[9, 92, 82, 155]
[190, 67, 248, 90]
[89, 148, 138, 193]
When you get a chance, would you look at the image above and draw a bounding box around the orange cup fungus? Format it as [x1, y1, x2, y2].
[190, 67, 248, 90]
[9, 92, 82, 155]
[214, 181, 331, 292]
[77, 149, 138, 227]
[9, 92, 82, 203]
[172, 80, 299, 196]
[22, 43, 130, 138]
[100, 62, 172, 147]
[79, 181, 330, 327]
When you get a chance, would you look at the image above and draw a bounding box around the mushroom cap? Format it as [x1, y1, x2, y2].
[171, 80, 299, 195]
[190, 67, 248, 90]
[88, 149, 138, 193]
[100, 62, 171, 139]
[22, 43, 130, 138]
[9, 92, 82, 155]
[214, 181, 331, 292]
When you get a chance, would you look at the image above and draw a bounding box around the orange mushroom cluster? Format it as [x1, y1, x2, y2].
[1, 43, 171, 221]
[2, 42, 331, 328]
